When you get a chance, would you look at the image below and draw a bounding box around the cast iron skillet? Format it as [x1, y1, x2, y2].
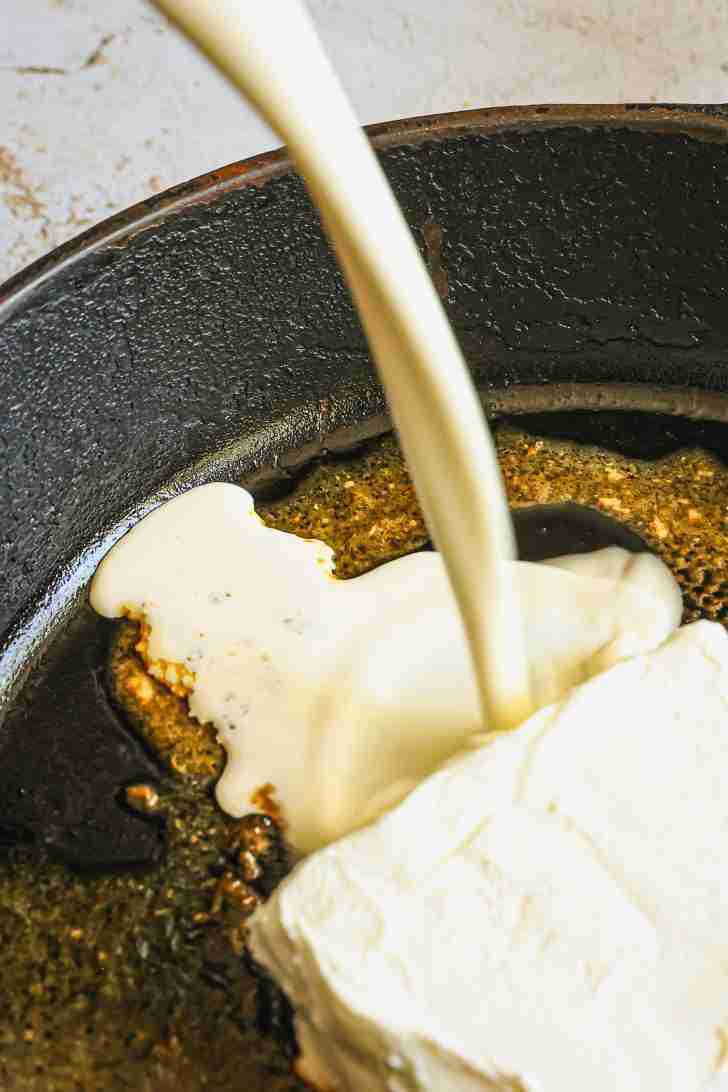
[2, 103, 728, 868]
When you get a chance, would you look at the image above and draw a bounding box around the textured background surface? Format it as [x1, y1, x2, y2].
[2, 0, 728, 283]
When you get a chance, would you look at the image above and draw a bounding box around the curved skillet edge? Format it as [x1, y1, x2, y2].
[2, 103, 728, 316]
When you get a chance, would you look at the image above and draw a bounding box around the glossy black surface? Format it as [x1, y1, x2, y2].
[0, 606, 162, 868]
[512, 502, 648, 561]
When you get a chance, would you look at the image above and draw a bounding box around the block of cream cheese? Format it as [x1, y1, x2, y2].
[249, 621, 728, 1092]
[91, 483, 681, 850]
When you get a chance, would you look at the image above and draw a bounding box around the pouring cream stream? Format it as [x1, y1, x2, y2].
[150, 0, 531, 734]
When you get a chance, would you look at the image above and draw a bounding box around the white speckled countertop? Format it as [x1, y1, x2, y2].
[1, 0, 727, 285]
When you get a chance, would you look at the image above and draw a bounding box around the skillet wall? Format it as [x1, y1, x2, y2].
[3, 108, 728, 655]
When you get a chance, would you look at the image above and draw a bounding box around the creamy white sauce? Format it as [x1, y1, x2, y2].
[90, 482, 681, 852]
[249, 621, 728, 1092]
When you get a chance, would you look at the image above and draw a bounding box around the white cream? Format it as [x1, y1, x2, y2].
[249, 621, 728, 1092]
[91, 482, 681, 851]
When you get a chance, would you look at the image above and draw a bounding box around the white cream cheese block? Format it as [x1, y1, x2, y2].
[249, 621, 728, 1092]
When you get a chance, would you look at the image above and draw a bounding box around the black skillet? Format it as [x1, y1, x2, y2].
[3, 101, 728, 859]
[1, 102, 728, 1066]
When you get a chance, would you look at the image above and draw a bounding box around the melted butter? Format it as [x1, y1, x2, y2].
[91, 482, 681, 852]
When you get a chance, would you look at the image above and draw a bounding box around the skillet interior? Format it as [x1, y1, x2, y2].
[2, 105, 728, 1088]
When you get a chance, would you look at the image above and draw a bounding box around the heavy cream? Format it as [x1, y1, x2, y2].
[249, 621, 728, 1092]
[90, 482, 681, 852]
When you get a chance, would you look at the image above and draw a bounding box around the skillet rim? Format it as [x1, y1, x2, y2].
[3, 102, 728, 316]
